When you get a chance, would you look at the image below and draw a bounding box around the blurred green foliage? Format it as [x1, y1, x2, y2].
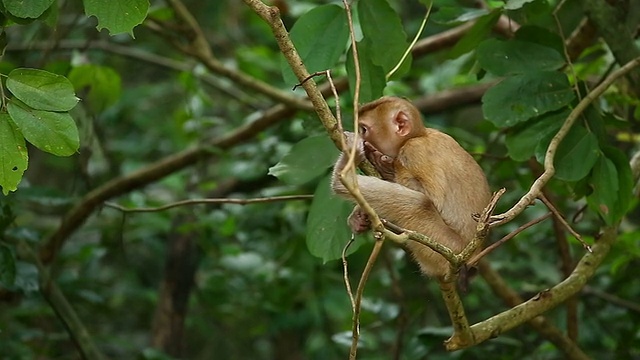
[0, 0, 639, 359]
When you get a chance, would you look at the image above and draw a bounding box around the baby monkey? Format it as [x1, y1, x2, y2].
[331, 97, 490, 280]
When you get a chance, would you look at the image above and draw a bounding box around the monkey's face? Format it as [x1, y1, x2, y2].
[358, 117, 402, 158]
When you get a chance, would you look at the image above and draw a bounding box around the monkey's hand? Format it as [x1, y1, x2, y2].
[347, 206, 371, 234]
[342, 131, 366, 164]
[364, 141, 395, 181]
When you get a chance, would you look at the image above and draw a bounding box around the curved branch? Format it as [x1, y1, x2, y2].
[491, 56, 640, 225]
[478, 261, 590, 360]
[243, 0, 341, 147]
[447, 226, 617, 353]
[157, 0, 314, 111]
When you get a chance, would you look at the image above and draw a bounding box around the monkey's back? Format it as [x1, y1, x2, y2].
[395, 128, 491, 243]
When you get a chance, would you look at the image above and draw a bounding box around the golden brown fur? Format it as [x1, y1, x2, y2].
[331, 97, 490, 279]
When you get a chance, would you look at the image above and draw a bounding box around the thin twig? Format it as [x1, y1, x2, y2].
[342, 235, 357, 311]
[468, 213, 553, 267]
[104, 195, 313, 213]
[326, 70, 343, 134]
[539, 194, 590, 252]
[293, 71, 328, 91]
[342, 1, 368, 358]
[386, 1, 432, 80]
[163, 0, 315, 111]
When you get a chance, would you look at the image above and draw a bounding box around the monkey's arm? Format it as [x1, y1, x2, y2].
[331, 152, 464, 243]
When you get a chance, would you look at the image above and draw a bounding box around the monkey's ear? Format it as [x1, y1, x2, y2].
[394, 111, 412, 137]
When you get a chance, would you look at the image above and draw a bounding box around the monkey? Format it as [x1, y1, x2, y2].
[331, 97, 490, 280]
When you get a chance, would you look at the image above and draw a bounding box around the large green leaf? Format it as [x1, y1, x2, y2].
[505, 109, 567, 161]
[482, 71, 574, 127]
[6, 68, 79, 112]
[7, 100, 79, 157]
[0, 114, 28, 195]
[477, 39, 565, 76]
[268, 135, 339, 185]
[306, 176, 365, 262]
[346, 39, 386, 103]
[84, 0, 149, 36]
[280, 4, 349, 86]
[2, 0, 54, 18]
[358, 0, 411, 76]
[535, 124, 599, 182]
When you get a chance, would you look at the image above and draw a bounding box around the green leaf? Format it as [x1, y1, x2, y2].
[505, 109, 567, 161]
[68, 64, 122, 113]
[504, 0, 536, 10]
[280, 4, 349, 86]
[477, 39, 565, 76]
[601, 146, 633, 224]
[346, 39, 386, 103]
[6, 68, 79, 112]
[0, 243, 16, 287]
[589, 155, 618, 225]
[2, 0, 54, 18]
[358, 0, 412, 75]
[448, 9, 500, 59]
[0, 114, 28, 195]
[482, 71, 575, 127]
[536, 124, 599, 182]
[268, 135, 339, 185]
[40, 0, 58, 28]
[7, 100, 79, 156]
[306, 176, 364, 262]
[431, 7, 489, 25]
[83, 0, 149, 36]
[514, 26, 565, 56]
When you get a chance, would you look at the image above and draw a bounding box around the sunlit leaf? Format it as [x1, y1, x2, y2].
[6, 68, 79, 112]
[269, 135, 339, 185]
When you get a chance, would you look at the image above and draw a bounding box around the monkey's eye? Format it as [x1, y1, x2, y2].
[359, 125, 367, 135]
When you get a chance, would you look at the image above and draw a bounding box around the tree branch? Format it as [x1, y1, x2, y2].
[491, 56, 640, 226]
[447, 226, 617, 353]
[39, 104, 296, 265]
